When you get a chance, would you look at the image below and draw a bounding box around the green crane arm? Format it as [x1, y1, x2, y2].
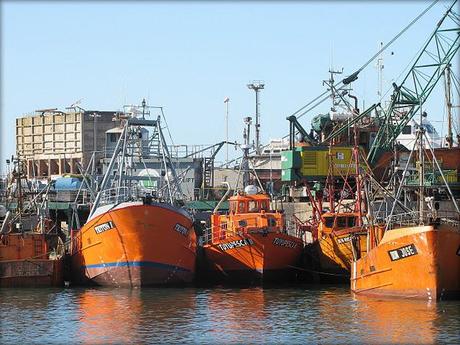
[368, 1, 460, 163]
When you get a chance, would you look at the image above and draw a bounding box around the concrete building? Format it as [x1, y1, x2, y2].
[16, 108, 121, 179]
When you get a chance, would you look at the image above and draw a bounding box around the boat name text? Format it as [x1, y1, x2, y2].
[273, 237, 298, 249]
[218, 238, 254, 251]
[174, 223, 189, 236]
[388, 244, 418, 261]
[94, 221, 115, 234]
[337, 236, 352, 244]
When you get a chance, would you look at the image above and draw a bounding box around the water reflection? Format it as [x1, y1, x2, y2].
[77, 288, 198, 344]
[0, 286, 459, 344]
[199, 288, 267, 343]
[353, 296, 438, 344]
[77, 289, 142, 344]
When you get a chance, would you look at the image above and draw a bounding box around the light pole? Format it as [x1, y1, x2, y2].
[89, 112, 101, 153]
[224, 97, 230, 167]
[247, 81, 265, 155]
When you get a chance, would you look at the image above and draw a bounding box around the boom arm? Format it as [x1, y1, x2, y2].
[368, 1, 460, 163]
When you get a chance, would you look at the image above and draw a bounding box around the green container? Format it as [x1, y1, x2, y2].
[281, 150, 301, 169]
[281, 169, 300, 181]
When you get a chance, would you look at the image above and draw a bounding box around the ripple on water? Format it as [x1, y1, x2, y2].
[0, 286, 459, 344]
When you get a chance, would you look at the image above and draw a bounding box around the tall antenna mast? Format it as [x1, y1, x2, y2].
[242, 116, 252, 187]
[376, 41, 384, 99]
[247, 81, 265, 155]
[444, 64, 453, 148]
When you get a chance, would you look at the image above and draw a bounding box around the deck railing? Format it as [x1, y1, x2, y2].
[385, 210, 460, 229]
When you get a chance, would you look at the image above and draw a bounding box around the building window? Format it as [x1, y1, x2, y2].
[109, 133, 118, 143]
[402, 126, 411, 135]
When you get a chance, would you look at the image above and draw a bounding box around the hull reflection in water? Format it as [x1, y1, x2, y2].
[352, 295, 438, 344]
[0, 287, 459, 344]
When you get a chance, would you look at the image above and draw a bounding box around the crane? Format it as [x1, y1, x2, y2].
[368, 1, 460, 163]
[318, 1, 459, 164]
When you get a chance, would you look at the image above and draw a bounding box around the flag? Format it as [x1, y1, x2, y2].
[224, 97, 230, 103]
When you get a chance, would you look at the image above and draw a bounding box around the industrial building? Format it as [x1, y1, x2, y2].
[16, 108, 121, 178]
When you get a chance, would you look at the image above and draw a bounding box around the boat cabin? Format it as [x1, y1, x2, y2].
[210, 193, 284, 243]
[319, 212, 360, 236]
[228, 194, 271, 214]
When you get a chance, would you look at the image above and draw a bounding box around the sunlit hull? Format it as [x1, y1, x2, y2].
[351, 225, 460, 300]
[71, 202, 196, 287]
[203, 231, 303, 283]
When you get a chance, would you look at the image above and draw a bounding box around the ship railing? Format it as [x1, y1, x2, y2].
[99, 187, 135, 206]
[386, 210, 460, 229]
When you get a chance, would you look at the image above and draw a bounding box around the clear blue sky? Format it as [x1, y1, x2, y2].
[1, 1, 458, 173]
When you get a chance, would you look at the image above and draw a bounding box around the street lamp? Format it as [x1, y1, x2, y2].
[247, 81, 265, 155]
[224, 97, 230, 167]
[89, 112, 102, 153]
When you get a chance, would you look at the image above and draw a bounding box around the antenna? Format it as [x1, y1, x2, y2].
[376, 41, 384, 99]
[247, 81, 265, 155]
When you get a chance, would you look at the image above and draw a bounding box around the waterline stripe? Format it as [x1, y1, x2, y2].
[83, 261, 191, 272]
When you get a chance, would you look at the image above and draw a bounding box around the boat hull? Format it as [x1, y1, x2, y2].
[305, 232, 368, 282]
[202, 231, 303, 284]
[0, 233, 64, 287]
[71, 202, 196, 287]
[351, 224, 460, 300]
[0, 259, 63, 287]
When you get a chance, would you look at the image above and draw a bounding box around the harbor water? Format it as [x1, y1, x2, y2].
[1, 285, 459, 344]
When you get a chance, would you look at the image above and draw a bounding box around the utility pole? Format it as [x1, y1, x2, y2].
[247, 81, 264, 155]
[224, 97, 230, 167]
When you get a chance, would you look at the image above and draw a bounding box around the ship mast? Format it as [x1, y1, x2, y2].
[348, 94, 363, 226]
[241, 116, 252, 187]
[444, 65, 453, 148]
[418, 108, 425, 224]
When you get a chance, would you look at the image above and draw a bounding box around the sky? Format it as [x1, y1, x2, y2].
[1, 1, 459, 174]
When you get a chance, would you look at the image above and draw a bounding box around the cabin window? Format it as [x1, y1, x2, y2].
[347, 217, 356, 227]
[238, 220, 247, 227]
[267, 217, 277, 227]
[260, 201, 269, 211]
[230, 201, 237, 213]
[337, 217, 347, 228]
[248, 201, 258, 212]
[324, 217, 334, 228]
[348, 217, 356, 228]
[238, 201, 246, 213]
[402, 126, 411, 135]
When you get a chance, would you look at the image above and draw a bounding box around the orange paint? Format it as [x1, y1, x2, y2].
[351, 224, 460, 300]
[305, 212, 369, 278]
[203, 193, 303, 282]
[71, 201, 196, 287]
[0, 233, 63, 287]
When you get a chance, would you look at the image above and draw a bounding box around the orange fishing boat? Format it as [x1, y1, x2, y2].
[0, 157, 64, 287]
[303, 122, 370, 281]
[70, 103, 196, 287]
[202, 192, 303, 283]
[307, 211, 368, 279]
[201, 117, 303, 283]
[352, 110, 460, 300]
[71, 200, 196, 287]
[351, 221, 459, 300]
